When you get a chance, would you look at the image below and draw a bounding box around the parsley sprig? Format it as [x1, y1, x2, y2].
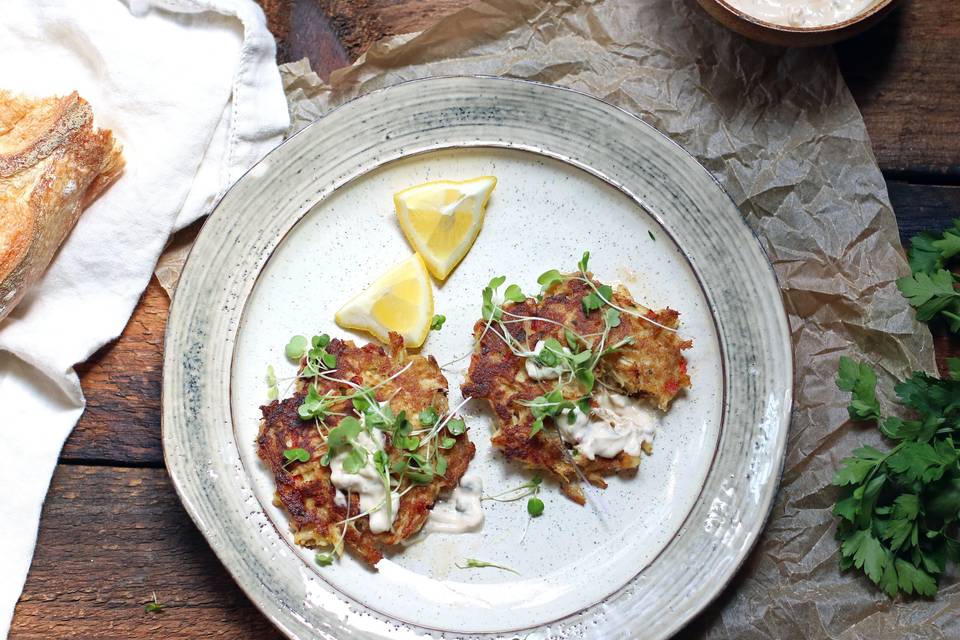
[899, 220, 960, 333]
[833, 355, 960, 597]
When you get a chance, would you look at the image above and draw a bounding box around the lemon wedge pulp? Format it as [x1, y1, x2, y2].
[394, 176, 497, 280]
[334, 253, 434, 348]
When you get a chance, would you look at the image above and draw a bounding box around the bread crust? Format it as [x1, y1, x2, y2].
[0, 90, 124, 320]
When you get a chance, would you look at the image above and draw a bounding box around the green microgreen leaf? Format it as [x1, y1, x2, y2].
[577, 251, 590, 273]
[419, 407, 438, 427]
[315, 552, 335, 566]
[604, 306, 621, 328]
[266, 364, 278, 400]
[298, 384, 335, 421]
[527, 497, 545, 517]
[456, 558, 520, 574]
[537, 269, 565, 292]
[504, 284, 526, 303]
[446, 417, 466, 436]
[283, 448, 311, 464]
[439, 436, 456, 449]
[430, 314, 446, 331]
[326, 417, 361, 449]
[285, 335, 308, 361]
[582, 284, 613, 313]
[144, 593, 165, 613]
[342, 447, 367, 474]
[529, 417, 544, 439]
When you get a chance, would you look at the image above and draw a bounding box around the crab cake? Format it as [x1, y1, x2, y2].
[461, 274, 691, 504]
[258, 332, 476, 565]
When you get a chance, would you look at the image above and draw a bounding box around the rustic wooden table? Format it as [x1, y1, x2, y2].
[9, 1, 960, 638]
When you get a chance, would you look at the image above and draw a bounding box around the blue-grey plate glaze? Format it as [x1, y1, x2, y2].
[162, 77, 792, 640]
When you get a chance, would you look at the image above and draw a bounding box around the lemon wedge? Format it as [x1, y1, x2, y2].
[334, 253, 434, 348]
[394, 176, 497, 281]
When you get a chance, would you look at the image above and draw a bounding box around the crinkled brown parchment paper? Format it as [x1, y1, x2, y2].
[160, 0, 947, 636]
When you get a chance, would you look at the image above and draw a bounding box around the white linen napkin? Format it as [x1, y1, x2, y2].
[0, 0, 289, 635]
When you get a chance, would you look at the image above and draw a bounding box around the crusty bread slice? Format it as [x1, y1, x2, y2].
[0, 90, 124, 320]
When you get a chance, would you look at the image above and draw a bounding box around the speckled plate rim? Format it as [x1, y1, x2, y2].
[162, 76, 793, 640]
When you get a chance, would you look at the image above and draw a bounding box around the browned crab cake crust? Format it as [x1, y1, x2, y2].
[461, 275, 690, 504]
[257, 332, 476, 565]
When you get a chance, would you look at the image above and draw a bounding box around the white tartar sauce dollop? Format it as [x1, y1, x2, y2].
[525, 339, 571, 381]
[423, 474, 484, 535]
[556, 390, 658, 460]
[724, 0, 876, 28]
[329, 429, 399, 534]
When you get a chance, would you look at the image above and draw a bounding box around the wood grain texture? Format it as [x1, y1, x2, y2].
[62, 278, 168, 466]
[837, 1, 960, 177]
[9, 466, 283, 640]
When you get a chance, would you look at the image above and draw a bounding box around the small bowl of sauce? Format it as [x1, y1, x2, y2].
[697, 0, 898, 46]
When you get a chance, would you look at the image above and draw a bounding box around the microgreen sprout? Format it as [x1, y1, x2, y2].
[266, 364, 279, 400]
[315, 552, 335, 566]
[144, 592, 165, 613]
[285, 335, 308, 360]
[456, 558, 520, 574]
[282, 447, 311, 468]
[483, 475, 543, 504]
[430, 314, 446, 331]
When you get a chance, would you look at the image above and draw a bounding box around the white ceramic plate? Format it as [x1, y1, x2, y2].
[163, 77, 792, 640]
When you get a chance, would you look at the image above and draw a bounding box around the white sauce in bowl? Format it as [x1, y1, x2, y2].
[724, 0, 877, 27]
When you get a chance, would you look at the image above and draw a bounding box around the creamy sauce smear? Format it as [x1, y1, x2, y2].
[525, 339, 570, 381]
[557, 390, 658, 460]
[423, 475, 484, 534]
[725, 0, 875, 27]
[329, 430, 399, 534]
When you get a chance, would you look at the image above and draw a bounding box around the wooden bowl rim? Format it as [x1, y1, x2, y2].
[709, 0, 895, 33]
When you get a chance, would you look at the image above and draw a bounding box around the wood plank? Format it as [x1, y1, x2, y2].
[888, 181, 960, 243]
[62, 277, 168, 466]
[837, 2, 960, 178]
[10, 466, 282, 639]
